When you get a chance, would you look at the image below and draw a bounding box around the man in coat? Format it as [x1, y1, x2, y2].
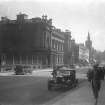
[87, 63, 104, 105]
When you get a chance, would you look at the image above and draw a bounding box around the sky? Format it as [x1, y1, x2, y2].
[0, 0, 105, 51]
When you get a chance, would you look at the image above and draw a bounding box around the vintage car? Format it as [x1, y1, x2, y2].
[48, 65, 78, 90]
[14, 65, 25, 75]
[14, 65, 33, 75]
[23, 65, 33, 74]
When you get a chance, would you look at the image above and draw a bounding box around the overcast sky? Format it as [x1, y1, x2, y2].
[0, 0, 105, 51]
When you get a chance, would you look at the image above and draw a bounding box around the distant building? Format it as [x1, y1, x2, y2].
[70, 39, 79, 65]
[79, 44, 89, 64]
[63, 30, 72, 65]
[63, 31, 79, 66]
[85, 32, 93, 63]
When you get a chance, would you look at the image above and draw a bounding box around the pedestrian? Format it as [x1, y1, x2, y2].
[87, 68, 93, 82]
[87, 63, 103, 105]
[99, 66, 105, 80]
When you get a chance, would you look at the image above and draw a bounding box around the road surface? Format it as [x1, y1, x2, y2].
[0, 75, 66, 105]
[0, 68, 88, 105]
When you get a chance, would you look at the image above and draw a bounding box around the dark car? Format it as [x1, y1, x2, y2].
[48, 65, 78, 90]
[23, 65, 33, 74]
[14, 65, 25, 75]
[14, 65, 34, 75]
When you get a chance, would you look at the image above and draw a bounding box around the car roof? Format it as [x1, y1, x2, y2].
[56, 66, 75, 71]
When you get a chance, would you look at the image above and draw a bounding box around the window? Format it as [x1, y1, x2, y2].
[43, 31, 46, 48]
[61, 44, 64, 51]
[54, 40, 56, 49]
[22, 56, 27, 64]
[6, 55, 13, 65]
[33, 55, 37, 64]
[14, 56, 20, 64]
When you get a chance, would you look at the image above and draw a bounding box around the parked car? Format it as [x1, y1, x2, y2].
[48, 65, 78, 90]
[23, 65, 33, 74]
[14, 65, 33, 75]
[14, 65, 25, 75]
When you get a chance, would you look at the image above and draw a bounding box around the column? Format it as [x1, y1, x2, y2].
[13, 55, 14, 65]
[20, 56, 22, 64]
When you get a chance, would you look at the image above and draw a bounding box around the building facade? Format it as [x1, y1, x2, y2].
[0, 13, 79, 68]
[71, 39, 79, 65]
[79, 43, 89, 65]
[85, 32, 94, 63]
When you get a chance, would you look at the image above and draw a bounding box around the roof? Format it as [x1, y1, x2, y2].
[56, 66, 75, 71]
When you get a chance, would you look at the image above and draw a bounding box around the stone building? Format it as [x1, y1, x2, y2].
[63, 30, 79, 66]
[78, 43, 89, 66]
[85, 32, 93, 63]
[70, 39, 79, 65]
[0, 13, 79, 68]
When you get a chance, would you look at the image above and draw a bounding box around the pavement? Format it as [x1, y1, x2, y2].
[0, 71, 14, 76]
[50, 81, 94, 105]
[49, 80, 105, 105]
[0, 68, 53, 76]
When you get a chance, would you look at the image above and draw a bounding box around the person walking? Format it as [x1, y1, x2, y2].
[87, 63, 103, 105]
